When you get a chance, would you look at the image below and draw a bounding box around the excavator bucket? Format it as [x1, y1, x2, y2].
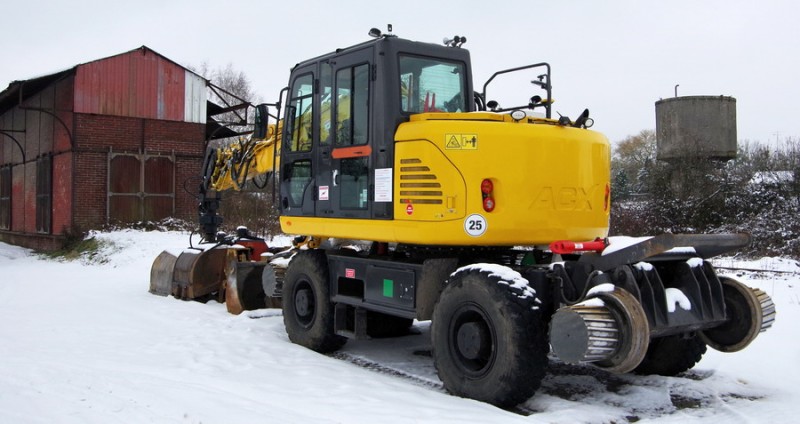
[149, 245, 273, 314]
[172, 248, 230, 300]
[228, 260, 274, 313]
[149, 250, 179, 296]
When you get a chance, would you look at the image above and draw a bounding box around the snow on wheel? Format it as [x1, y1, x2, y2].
[282, 250, 346, 353]
[431, 266, 547, 408]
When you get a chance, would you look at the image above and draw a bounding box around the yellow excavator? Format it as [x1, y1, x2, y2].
[150, 29, 775, 407]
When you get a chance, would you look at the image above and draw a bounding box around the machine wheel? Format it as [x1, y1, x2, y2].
[431, 268, 548, 408]
[633, 333, 707, 376]
[282, 250, 346, 353]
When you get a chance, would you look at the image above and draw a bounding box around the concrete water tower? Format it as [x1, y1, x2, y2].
[655, 95, 737, 161]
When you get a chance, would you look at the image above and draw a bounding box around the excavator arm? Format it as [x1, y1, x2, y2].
[198, 119, 281, 242]
[206, 125, 280, 193]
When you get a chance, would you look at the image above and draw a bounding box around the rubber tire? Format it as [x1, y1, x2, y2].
[431, 268, 548, 408]
[633, 333, 707, 376]
[282, 250, 346, 353]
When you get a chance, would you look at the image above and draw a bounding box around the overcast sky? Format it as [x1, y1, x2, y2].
[2, 0, 797, 145]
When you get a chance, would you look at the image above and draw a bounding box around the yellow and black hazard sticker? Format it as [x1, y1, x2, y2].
[445, 134, 478, 150]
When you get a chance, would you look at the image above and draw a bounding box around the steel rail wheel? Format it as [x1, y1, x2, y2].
[700, 276, 774, 352]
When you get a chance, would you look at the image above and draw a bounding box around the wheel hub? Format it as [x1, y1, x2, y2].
[295, 288, 313, 318]
[456, 321, 489, 360]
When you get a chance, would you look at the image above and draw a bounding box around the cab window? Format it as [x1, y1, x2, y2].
[286, 159, 312, 207]
[319, 62, 333, 145]
[286, 73, 314, 152]
[339, 157, 369, 209]
[334, 63, 369, 146]
[400, 56, 465, 113]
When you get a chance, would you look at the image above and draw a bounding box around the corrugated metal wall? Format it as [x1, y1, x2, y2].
[74, 47, 205, 123]
[184, 73, 207, 124]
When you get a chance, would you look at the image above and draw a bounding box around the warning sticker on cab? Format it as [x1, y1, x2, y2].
[445, 134, 478, 150]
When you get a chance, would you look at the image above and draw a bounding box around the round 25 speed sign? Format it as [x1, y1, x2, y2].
[464, 214, 487, 237]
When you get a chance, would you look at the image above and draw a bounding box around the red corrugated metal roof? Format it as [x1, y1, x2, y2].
[1, 45, 214, 129]
[74, 46, 190, 121]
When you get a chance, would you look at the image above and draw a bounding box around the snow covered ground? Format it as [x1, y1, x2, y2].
[1, 229, 798, 423]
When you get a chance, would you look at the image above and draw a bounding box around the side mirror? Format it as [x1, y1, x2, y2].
[254, 104, 269, 139]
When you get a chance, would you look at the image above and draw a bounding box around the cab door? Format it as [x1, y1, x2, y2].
[280, 67, 316, 217]
[314, 60, 334, 217]
[324, 47, 374, 219]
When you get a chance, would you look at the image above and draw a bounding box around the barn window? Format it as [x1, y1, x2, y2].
[0, 166, 10, 230]
[36, 156, 52, 234]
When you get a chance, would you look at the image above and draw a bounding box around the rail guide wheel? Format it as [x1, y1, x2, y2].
[700, 276, 776, 353]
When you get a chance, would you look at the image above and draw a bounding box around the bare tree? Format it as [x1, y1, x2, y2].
[189, 61, 256, 103]
[189, 62, 258, 147]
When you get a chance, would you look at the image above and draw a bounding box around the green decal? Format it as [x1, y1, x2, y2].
[383, 279, 394, 297]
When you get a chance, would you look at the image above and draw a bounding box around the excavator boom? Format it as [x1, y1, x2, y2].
[207, 125, 280, 193]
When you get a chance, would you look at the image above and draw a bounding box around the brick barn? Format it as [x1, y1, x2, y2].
[0, 46, 244, 250]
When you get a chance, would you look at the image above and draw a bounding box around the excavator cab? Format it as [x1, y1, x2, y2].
[278, 36, 474, 225]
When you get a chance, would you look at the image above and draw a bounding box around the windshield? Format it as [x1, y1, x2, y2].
[400, 55, 465, 113]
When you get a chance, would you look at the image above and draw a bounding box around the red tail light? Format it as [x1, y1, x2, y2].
[481, 179, 493, 194]
[481, 178, 495, 212]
